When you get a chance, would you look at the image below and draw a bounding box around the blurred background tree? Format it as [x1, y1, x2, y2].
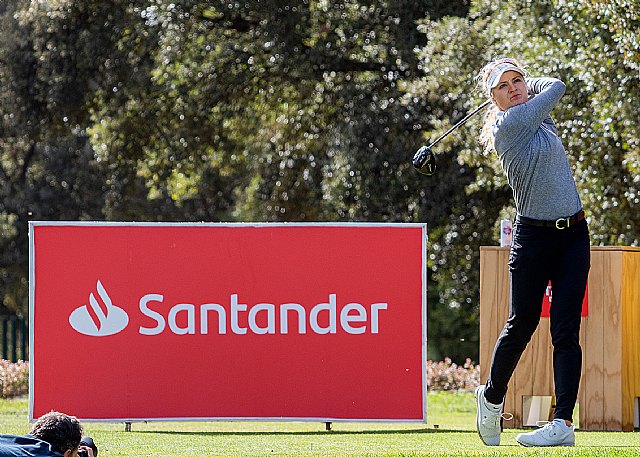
[0, 0, 637, 362]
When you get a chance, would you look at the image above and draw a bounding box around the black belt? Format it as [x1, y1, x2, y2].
[517, 210, 585, 230]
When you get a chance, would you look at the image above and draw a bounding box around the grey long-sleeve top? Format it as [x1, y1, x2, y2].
[493, 77, 582, 220]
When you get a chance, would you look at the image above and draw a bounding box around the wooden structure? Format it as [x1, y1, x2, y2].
[479, 246, 640, 431]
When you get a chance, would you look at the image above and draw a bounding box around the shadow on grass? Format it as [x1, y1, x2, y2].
[130, 428, 477, 437]
[126, 430, 640, 449]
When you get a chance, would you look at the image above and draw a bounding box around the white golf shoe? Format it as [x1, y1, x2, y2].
[475, 385, 503, 446]
[516, 419, 575, 447]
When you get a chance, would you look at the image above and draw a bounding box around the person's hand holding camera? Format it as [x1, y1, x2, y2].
[77, 445, 94, 457]
[77, 437, 97, 457]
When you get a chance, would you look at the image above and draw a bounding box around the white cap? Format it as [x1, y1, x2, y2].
[485, 62, 525, 93]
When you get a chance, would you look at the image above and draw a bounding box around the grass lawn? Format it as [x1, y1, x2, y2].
[1, 392, 638, 456]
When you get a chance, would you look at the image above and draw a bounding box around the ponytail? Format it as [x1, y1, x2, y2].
[480, 104, 499, 154]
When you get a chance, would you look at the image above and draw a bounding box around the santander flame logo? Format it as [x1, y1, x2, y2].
[69, 280, 129, 336]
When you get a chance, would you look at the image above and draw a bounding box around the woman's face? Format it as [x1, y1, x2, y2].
[491, 70, 528, 111]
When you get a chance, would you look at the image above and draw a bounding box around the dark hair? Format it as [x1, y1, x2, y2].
[30, 411, 83, 454]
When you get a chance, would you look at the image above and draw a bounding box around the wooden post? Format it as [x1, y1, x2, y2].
[621, 249, 640, 431]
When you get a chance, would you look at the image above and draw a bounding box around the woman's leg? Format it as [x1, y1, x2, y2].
[484, 224, 550, 405]
[549, 221, 591, 422]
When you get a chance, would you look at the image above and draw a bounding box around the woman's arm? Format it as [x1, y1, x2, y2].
[493, 77, 565, 153]
[526, 77, 565, 96]
[495, 77, 565, 138]
[519, 77, 566, 130]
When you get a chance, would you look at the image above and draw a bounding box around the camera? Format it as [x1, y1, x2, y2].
[78, 437, 98, 457]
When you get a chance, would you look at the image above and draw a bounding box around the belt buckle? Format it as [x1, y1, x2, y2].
[555, 217, 570, 229]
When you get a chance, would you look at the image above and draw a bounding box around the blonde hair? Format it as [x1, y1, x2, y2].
[475, 57, 527, 154]
[479, 106, 499, 154]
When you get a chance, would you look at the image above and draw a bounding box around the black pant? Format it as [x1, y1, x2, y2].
[484, 217, 590, 422]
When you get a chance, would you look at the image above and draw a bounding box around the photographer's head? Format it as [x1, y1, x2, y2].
[30, 412, 83, 457]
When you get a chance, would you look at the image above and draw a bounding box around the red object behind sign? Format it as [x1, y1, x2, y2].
[541, 281, 589, 317]
[29, 223, 426, 422]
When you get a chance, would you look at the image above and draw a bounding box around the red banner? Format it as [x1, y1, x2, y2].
[541, 281, 589, 317]
[29, 223, 426, 422]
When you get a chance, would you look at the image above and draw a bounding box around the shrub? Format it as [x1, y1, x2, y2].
[0, 358, 479, 397]
[0, 359, 29, 398]
[427, 357, 480, 392]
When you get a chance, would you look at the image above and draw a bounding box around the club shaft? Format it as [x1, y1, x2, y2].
[428, 99, 492, 149]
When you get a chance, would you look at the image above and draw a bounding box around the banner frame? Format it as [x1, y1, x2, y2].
[28, 221, 427, 424]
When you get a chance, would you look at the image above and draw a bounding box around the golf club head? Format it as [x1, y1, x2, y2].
[412, 146, 436, 176]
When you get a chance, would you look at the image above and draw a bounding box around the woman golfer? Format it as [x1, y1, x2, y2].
[474, 57, 590, 447]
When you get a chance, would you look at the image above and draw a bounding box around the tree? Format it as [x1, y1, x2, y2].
[1, 0, 474, 331]
[410, 0, 639, 360]
[0, 1, 113, 314]
[3, 0, 636, 363]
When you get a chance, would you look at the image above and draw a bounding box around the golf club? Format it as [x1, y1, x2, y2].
[413, 99, 492, 176]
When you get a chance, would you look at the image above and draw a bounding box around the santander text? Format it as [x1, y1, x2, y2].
[139, 293, 387, 336]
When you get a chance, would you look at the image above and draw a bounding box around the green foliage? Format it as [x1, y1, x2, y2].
[0, 1, 111, 313]
[411, 0, 639, 357]
[417, 0, 640, 246]
[0, 0, 637, 360]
